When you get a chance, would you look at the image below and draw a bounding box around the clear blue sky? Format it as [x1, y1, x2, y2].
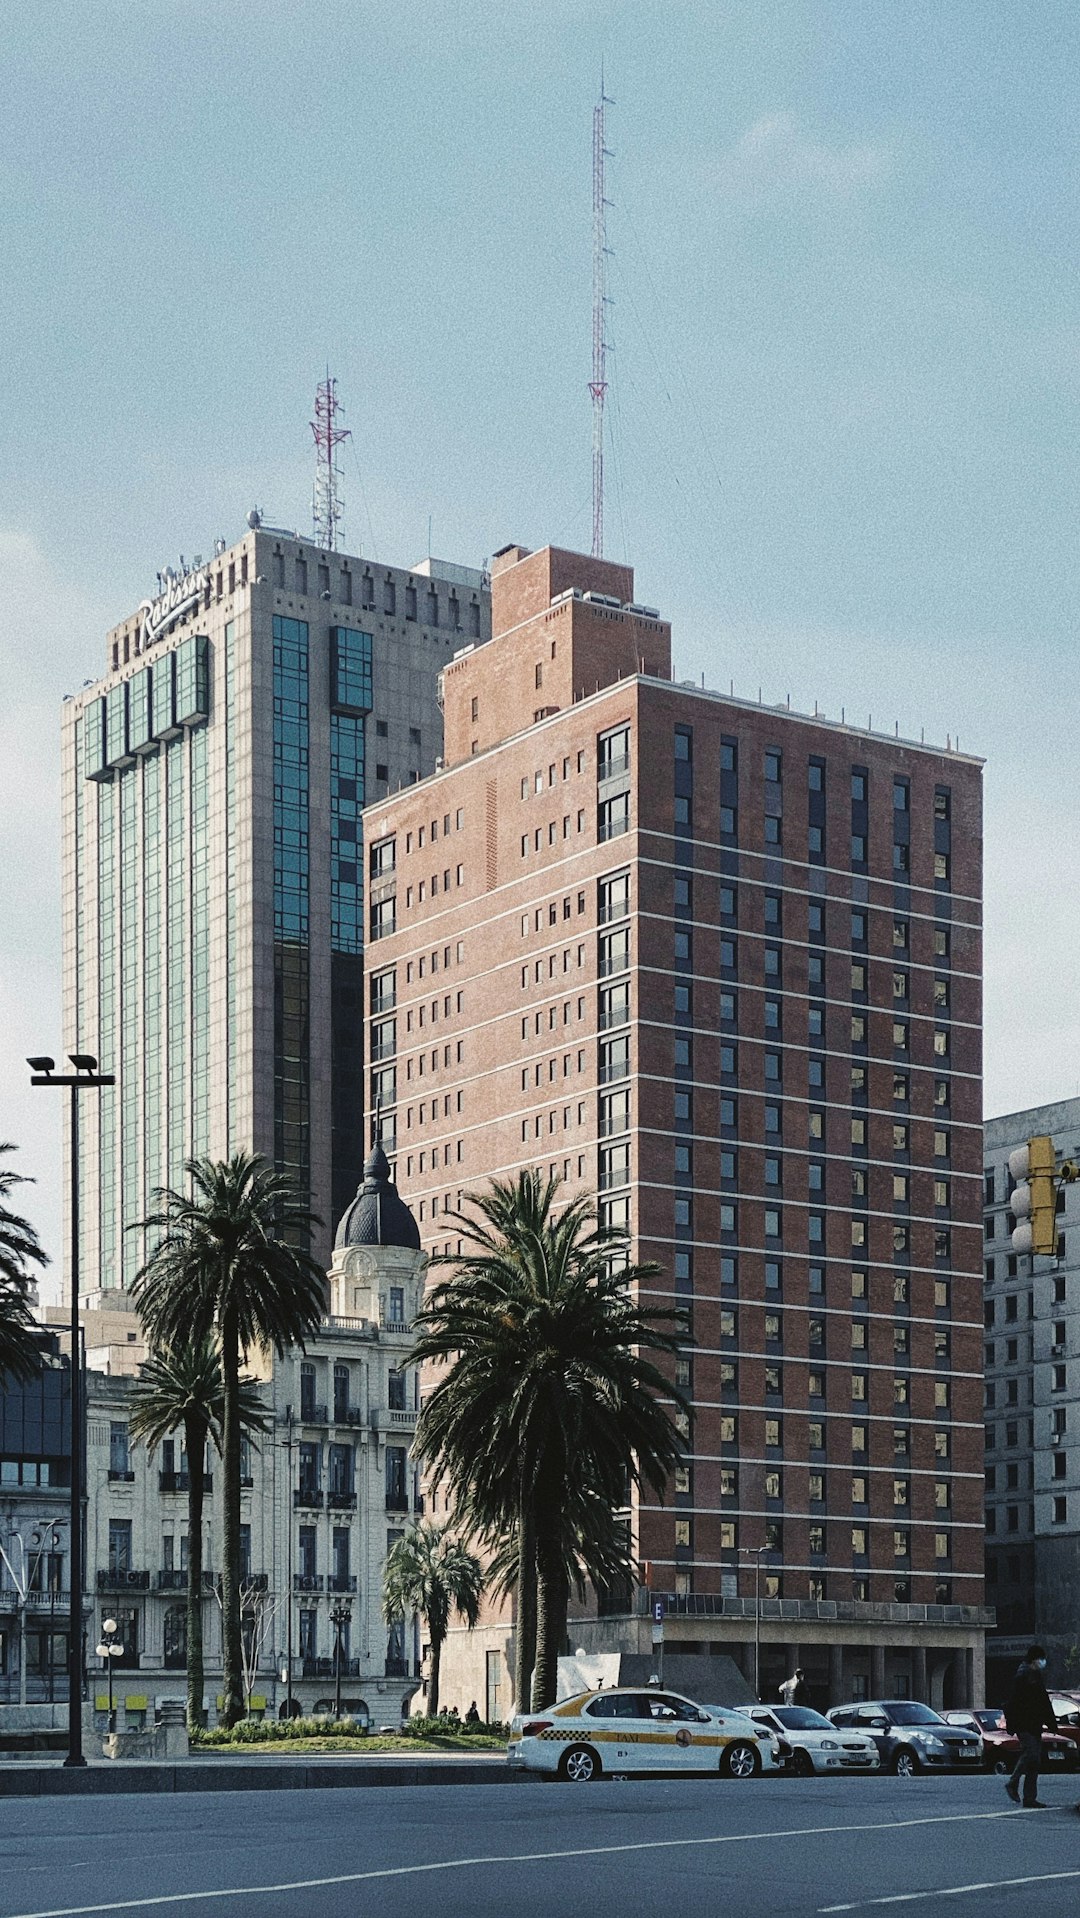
[4, 0, 1080, 1285]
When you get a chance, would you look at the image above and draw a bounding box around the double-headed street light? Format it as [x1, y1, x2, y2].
[27, 1052, 115, 1768]
[95, 1616, 123, 1731]
[739, 1544, 770, 1701]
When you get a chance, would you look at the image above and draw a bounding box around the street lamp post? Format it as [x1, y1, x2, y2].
[739, 1544, 768, 1701]
[28, 1052, 115, 1767]
[95, 1616, 123, 1731]
[330, 1602, 351, 1720]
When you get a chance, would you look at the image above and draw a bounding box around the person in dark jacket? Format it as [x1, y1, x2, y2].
[1004, 1644, 1057, 1807]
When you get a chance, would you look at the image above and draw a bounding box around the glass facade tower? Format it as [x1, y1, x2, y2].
[60, 529, 489, 1299]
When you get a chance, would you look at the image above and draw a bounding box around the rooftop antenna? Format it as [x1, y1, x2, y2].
[590, 72, 613, 558]
[310, 370, 352, 551]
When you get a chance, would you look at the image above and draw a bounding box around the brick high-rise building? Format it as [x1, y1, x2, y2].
[362, 541, 990, 1711]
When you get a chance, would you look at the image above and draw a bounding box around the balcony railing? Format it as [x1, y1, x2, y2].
[598, 752, 630, 782]
[299, 1404, 328, 1425]
[328, 1574, 358, 1594]
[334, 1407, 366, 1426]
[294, 1574, 324, 1593]
[631, 1590, 996, 1628]
[327, 1490, 357, 1510]
[97, 1568, 150, 1591]
[382, 1319, 410, 1335]
[107, 1469, 135, 1483]
[157, 1569, 219, 1592]
[294, 1488, 324, 1510]
[159, 1471, 213, 1493]
[371, 1408, 416, 1431]
[384, 1656, 411, 1678]
[300, 1656, 364, 1679]
[385, 1495, 410, 1514]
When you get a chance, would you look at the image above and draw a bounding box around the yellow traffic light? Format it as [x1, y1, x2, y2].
[1010, 1135, 1057, 1258]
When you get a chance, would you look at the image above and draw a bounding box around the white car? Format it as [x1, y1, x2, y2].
[749, 1705, 881, 1776]
[507, 1685, 782, 1782]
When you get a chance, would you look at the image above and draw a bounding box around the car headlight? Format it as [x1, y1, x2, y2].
[820, 1739, 838, 1750]
[910, 1732, 944, 1746]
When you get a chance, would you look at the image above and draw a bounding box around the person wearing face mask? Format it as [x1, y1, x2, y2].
[1003, 1644, 1057, 1808]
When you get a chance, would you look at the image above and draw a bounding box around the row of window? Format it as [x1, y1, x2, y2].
[271, 552, 483, 634]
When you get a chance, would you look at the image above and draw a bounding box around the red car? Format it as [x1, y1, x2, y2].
[943, 1709, 1079, 1774]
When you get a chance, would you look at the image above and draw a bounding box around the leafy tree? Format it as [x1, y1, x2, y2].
[129, 1335, 270, 1728]
[411, 1169, 686, 1710]
[0, 1144, 47, 1382]
[382, 1521, 484, 1718]
[133, 1153, 324, 1724]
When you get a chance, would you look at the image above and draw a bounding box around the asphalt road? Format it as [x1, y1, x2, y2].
[0, 1771, 1078, 1918]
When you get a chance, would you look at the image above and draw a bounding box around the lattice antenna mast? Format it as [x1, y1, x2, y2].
[311, 371, 352, 551]
[590, 78, 613, 558]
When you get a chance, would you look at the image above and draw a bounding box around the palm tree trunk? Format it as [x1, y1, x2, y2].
[184, 1413, 206, 1730]
[219, 1305, 244, 1726]
[428, 1627, 443, 1719]
[531, 1519, 567, 1711]
[514, 1494, 537, 1716]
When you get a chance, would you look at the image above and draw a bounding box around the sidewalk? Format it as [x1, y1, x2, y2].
[0, 1751, 514, 1796]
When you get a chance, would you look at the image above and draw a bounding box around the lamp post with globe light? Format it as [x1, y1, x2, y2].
[96, 1618, 123, 1731]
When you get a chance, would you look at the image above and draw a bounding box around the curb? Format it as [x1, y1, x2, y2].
[0, 1758, 514, 1797]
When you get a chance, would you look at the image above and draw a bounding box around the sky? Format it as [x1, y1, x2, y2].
[3, 0, 1080, 1292]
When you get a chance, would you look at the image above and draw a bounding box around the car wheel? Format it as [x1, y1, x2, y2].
[892, 1748, 919, 1777]
[721, 1741, 761, 1779]
[793, 1749, 816, 1778]
[992, 1757, 1011, 1776]
[559, 1744, 602, 1783]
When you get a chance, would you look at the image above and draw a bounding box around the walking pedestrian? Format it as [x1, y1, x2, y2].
[780, 1667, 807, 1707]
[1004, 1644, 1056, 1808]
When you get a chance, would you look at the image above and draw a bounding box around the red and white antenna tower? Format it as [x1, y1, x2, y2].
[311, 371, 352, 551]
[589, 76, 613, 559]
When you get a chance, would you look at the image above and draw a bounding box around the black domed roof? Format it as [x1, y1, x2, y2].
[334, 1145, 421, 1252]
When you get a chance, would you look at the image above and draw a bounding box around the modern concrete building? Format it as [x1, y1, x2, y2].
[983, 1097, 1080, 1699]
[362, 540, 991, 1713]
[0, 1331, 74, 1705]
[60, 526, 490, 1291]
[73, 1147, 426, 1728]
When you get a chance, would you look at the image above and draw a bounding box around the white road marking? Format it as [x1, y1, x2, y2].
[0, 1806, 1035, 1918]
[819, 1864, 1080, 1911]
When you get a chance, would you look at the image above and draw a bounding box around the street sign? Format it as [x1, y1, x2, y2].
[653, 1599, 665, 1623]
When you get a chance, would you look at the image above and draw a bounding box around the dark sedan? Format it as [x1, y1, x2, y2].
[826, 1701, 982, 1776]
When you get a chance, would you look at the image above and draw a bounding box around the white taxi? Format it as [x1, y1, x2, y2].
[507, 1686, 781, 1782]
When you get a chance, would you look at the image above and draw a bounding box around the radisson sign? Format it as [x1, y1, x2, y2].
[139, 561, 211, 649]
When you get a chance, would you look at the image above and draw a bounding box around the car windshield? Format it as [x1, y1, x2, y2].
[887, 1703, 945, 1726]
[773, 1707, 833, 1731]
[975, 1711, 1005, 1729]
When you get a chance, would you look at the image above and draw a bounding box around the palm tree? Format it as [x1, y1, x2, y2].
[0, 1144, 47, 1382]
[132, 1153, 324, 1724]
[382, 1521, 484, 1719]
[129, 1335, 270, 1729]
[411, 1169, 687, 1711]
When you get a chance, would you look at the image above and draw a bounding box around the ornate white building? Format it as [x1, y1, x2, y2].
[75, 1146, 427, 1729]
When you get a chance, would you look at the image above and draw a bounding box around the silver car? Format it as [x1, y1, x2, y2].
[749, 1705, 880, 1776]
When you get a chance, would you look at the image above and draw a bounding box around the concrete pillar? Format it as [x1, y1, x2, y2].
[871, 1643, 886, 1700]
[963, 1647, 975, 1706]
[735, 1640, 756, 1689]
[912, 1645, 927, 1704]
[828, 1641, 845, 1708]
[971, 1637, 986, 1708]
